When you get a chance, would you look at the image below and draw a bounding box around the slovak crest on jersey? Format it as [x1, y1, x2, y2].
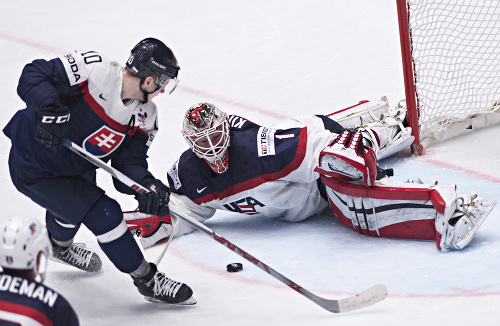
[84, 126, 125, 157]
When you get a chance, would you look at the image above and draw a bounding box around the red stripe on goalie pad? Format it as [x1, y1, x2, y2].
[320, 175, 446, 215]
[328, 198, 436, 240]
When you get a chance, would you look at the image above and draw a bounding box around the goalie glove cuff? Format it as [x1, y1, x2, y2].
[315, 131, 377, 186]
[124, 211, 174, 249]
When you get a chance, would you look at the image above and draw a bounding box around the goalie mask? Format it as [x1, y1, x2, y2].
[182, 103, 230, 173]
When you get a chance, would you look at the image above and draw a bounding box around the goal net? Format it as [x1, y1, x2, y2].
[397, 0, 500, 153]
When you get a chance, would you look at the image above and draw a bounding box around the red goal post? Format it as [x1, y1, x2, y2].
[397, 0, 500, 155]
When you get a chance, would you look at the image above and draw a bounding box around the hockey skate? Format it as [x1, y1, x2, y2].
[357, 99, 414, 160]
[51, 240, 102, 272]
[446, 193, 497, 250]
[132, 263, 196, 305]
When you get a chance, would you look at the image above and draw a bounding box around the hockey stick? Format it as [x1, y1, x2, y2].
[62, 139, 165, 263]
[63, 139, 388, 313]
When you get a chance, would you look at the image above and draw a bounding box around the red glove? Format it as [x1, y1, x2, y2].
[124, 210, 172, 237]
[315, 131, 377, 186]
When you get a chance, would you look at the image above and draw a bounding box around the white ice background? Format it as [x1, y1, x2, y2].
[0, 1, 499, 325]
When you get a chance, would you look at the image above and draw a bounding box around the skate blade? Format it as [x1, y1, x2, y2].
[144, 296, 197, 305]
[454, 200, 497, 249]
[49, 257, 102, 273]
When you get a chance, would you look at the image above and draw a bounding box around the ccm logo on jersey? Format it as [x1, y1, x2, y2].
[223, 196, 265, 215]
[41, 114, 70, 124]
[84, 126, 125, 158]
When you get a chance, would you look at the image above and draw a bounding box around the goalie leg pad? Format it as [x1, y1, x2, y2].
[320, 176, 495, 251]
[324, 97, 391, 129]
[315, 131, 377, 186]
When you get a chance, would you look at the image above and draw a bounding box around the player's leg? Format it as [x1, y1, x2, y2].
[13, 172, 195, 304]
[81, 195, 195, 304]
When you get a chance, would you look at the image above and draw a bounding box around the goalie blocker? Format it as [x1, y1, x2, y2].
[317, 174, 496, 251]
[123, 210, 173, 249]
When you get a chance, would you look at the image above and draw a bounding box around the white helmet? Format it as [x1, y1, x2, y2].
[181, 103, 230, 173]
[0, 217, 52, 279]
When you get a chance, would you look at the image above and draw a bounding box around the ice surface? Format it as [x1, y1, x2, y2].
[0, 1, 499, 325]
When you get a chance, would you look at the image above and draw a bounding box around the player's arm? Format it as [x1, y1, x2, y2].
[272, 115, 340, 184]
[111, 132, 153, 194]
[16, 58, 80, 151]
[17, 57, 84, 110]
[111, 131, 171, 217]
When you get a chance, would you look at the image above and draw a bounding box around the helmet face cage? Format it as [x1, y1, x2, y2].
[182, 103, 230, 173]
[0, 217, 52, 280]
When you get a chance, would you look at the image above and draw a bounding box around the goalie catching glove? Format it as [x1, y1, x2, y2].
[316, 130, 377, 186]
[124, 210, 173, 249]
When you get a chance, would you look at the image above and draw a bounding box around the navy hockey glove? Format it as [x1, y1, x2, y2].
[135, 178, 171, 217]
[35, 106, 71, 151]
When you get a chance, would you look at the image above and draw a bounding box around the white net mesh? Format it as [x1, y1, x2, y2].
[407, 0, 500, 140]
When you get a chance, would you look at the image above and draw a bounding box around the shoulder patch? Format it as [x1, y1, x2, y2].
[168, 159, 182, 190]
[257, 126, 276, 156]
[59, 52, 88, 86]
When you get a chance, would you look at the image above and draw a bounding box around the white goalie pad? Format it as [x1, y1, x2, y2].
[326, 97, 392, 129]
[325, 97, 414, 160]
[320, 175, 496, 251]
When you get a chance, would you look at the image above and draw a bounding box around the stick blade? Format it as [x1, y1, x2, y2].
[336, 284, 388, 313]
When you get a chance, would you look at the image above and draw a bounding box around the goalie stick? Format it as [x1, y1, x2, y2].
[63, 139, 388, 313]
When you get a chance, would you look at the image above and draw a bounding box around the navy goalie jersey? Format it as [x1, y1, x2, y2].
[166, 114, 339, 235]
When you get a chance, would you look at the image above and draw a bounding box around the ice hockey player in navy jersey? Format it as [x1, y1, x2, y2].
[0, 217, 80, 325]
[126, 101, 495, 253]
[3, 38, 195, 305]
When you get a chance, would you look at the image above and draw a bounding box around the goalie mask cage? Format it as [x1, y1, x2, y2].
[397, 0, 500, 154]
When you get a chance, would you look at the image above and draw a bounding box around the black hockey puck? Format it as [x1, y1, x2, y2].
[226, 263, 243, 272]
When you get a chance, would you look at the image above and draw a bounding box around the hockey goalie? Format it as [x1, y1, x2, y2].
[126, 98, 496, 252]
